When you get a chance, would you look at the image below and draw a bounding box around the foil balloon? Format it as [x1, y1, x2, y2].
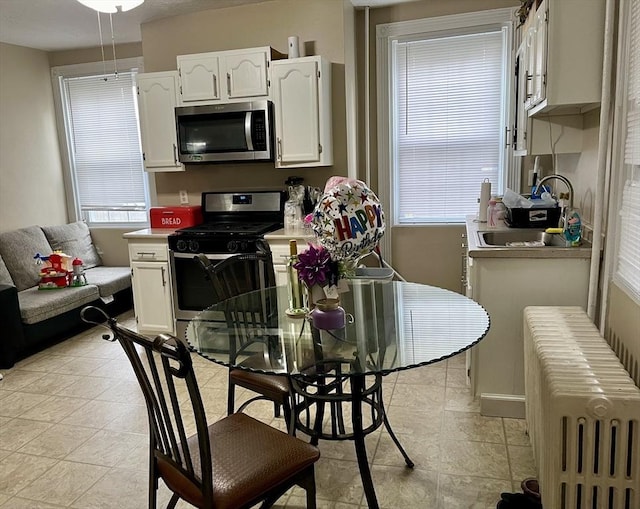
[312, 178, 385, 263]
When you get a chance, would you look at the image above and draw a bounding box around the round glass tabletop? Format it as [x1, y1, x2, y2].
[186, 280, 490, 377]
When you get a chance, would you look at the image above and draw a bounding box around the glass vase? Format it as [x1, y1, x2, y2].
[305, 284, 326, 310]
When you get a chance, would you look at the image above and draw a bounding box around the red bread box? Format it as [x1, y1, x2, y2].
[150, 206, 203, 229]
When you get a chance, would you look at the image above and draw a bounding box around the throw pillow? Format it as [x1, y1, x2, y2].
[42, 221, 102, 269]
[0, 254, 14, 286]
[0, 226, 54, 291]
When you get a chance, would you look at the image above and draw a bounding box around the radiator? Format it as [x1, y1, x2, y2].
[524, 306, 640, 509]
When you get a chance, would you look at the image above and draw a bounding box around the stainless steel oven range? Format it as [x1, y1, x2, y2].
[168, 190, 285, 339]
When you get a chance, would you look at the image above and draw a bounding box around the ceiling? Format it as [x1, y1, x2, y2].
[0, 0, 411, 52]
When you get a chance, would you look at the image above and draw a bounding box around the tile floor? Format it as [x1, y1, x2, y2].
[0, 310, 537, 508]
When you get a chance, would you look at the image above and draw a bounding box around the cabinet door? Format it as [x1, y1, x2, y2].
[514, 42, 529, 155]
[273, 263, 288, 288]
[131, 261, 175, 335]
[524, 25, 536, 110]
[532, 0, 547, 106]
[178, 54, 221, 102]
[225, 50, 269, 99]
[272, 59, 320, 164]
[137, 72, 184, 172]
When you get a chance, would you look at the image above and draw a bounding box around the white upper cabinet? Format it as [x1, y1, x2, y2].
[527, 0, 605, 116]
[513, 39, 584, 156]
[177, 46, 285, 104]
[225, 50, 269, 99]
[136, 71, 184, 172]
[514, 41, 529, 154]
[530, 3, 547, 108]
[177, 54, 221, 102]
[271, 56, 333, 168]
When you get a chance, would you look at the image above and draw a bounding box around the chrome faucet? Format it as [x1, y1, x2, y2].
[533, 174, 574, 228]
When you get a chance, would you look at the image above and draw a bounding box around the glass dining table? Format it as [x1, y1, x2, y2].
[186, 280, 490, 509]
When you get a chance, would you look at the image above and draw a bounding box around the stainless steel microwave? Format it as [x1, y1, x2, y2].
[175, 100, 274, 163]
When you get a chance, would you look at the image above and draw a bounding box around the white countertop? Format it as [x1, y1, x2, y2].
[466, 216, 592, 259]
[123, 228, 176, 240]
[264, 228, 316, 241]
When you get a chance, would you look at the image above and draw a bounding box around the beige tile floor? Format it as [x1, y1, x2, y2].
[0, 310, 537, 508]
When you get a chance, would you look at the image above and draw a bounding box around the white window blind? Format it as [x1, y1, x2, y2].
[615, 0, 640, 302]
[392, 29, 507, 223]
[62, 71, 147, 225]
[625, 0, 640, 166]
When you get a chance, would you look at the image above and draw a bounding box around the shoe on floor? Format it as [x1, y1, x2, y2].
[497, 492, 543, 509]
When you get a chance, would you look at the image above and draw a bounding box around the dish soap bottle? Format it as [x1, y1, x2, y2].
[563, 209, 582, 246]
[286, 240, 306, 317]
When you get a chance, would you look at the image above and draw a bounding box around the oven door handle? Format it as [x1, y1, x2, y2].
[171, 252, 237, 260]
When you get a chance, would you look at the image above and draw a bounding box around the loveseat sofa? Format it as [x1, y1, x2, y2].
[0, 221, 132, 368]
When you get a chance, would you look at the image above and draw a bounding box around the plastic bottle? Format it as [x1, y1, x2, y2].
[487, 199, 498, 227]
[285, 240, 306, 317]
[563, 209, 582, 246]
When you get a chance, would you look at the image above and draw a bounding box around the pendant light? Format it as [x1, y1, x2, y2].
[76, 1, 144, 13]
[75, 1, 144, 79]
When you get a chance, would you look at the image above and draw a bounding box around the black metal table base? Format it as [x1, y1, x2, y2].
[290, 365, 414, 509]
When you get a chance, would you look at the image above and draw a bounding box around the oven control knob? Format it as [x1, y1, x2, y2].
[176, 240, 187, 252]
[240, 241, 248, 252]
[227, 240, 238, 253]
[188, 240, 200, 253]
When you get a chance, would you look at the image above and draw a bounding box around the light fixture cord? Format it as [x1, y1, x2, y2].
[97, 12, 107, 80]
[109, 13, 118, 79]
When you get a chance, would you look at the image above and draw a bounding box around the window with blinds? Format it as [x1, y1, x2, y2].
[391, 26, 510, 223]
[60, 71, 147, 226]
[615, 0, 640, 302]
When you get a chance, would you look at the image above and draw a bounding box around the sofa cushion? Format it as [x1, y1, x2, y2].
[0, 226, 54, 291]
[17, 285, 100, 325]
[42, 221, 102, 269]
[84, 266, 131, 297]
[0, 255, 14, 286]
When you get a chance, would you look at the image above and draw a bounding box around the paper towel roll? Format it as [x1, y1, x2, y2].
[288, 36, 300, 58]
[478, 180, 492, 222]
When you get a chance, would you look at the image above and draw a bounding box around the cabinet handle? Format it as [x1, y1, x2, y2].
[161, 266, 166, 287]
[277, 137, 282, 160]
[227, 73, 231, 96]
[136, 252, 156, 257]
[212, 74, 218, 97]
[172, 144, 178, 165]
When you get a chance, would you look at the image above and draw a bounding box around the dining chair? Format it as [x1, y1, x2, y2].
[193, 242, 295, 433]
[81, 306, 319, 509]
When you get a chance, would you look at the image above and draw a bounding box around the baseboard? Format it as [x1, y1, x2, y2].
[480, 393, 526, 418]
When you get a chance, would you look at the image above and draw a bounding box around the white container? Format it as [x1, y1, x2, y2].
[353, 267, 394, 281]
[288, 36, 300, 58]
[478, 179, 491, 222]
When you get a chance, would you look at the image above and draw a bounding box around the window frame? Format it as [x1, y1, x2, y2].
[51, 57, 154, 229]
[376, 8, 517, 254]
[601, 0, 640, 317]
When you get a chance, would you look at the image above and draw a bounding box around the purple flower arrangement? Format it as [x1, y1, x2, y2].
[293, 243, 343, 288]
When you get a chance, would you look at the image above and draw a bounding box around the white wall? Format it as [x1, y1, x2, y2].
[0, 43, 67, 232]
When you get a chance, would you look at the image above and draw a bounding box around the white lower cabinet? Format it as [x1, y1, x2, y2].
[467, 255, 590, 418]
[128, 240, 175, 335]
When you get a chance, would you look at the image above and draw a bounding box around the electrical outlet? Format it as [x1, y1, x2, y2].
[179, 190, 189, 205]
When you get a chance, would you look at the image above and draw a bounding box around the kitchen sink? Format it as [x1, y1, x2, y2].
[477, 230, 568, 248]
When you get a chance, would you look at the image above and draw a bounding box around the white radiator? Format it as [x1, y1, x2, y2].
[524, 306, 640, 509]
